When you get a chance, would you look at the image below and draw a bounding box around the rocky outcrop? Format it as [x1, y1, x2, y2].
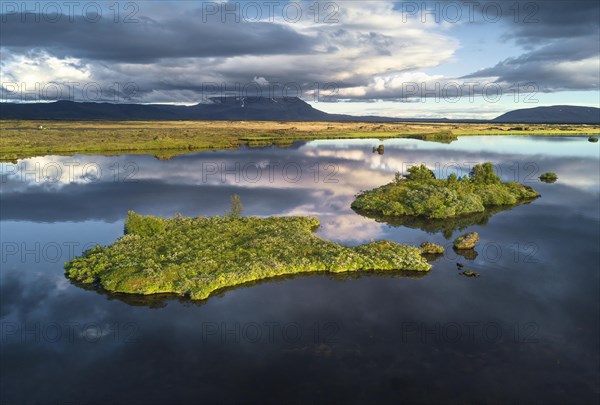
[453, 232, 479, 250]
[420, 242, 445, 254]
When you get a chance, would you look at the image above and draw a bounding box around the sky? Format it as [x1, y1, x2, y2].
[1, 0, 599, 119]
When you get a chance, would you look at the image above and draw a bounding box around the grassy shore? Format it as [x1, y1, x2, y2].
[65, 211, 430, 300]
[1, 120, 599, 161]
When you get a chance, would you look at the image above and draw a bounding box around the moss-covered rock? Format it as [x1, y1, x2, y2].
[420, 242, 445, 254]
[461, 270, 480, 278]
[588, 136, 598, 143]
[539, 172, 558, 183]
[453, 232, 479, 250]
[65, 212, 431, 300]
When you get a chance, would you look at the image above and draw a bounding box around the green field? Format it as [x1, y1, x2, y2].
[1, 120, 598, 161]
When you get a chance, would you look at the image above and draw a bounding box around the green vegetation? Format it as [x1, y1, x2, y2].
[352, 162, 539, 220]
[420, 242, 445, 254]
[453, 232, 480, 250]
[227, 194, 244, 218]
[74, 269, 429, 307]
[589, 136, 599, 142]
[65, 210, 431, 300]
[461, 270, 480, 278]
[539, 172, 558, 183]
[1, 120, 598, 161]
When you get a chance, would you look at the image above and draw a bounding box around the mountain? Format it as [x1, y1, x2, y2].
[493, 105, 600, 124]
[0, 100, 598, 123]
[0, 98, 395, 122]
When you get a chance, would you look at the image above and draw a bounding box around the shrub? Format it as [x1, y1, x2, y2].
[227, 194, 244, 218]
[394, 172, 402, 184]
[470, 162, 500, 184]
[124, 211, 165, 237]
[404, 164, 436, 181]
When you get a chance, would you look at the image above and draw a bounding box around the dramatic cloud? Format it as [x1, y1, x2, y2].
[0, 11, 316, 62]
[501, 0, 600, 44]
[462, 1, 600, 91]
[0, 0, 598, 112]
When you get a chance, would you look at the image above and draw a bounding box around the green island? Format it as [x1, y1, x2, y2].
[2, 120, 599, 161]
[64, 210, 431, 300]
[539, 172, 558, 183]
[351, 162, 539, 219]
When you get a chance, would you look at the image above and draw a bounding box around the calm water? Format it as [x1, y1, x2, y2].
[1, 136, 599, 404]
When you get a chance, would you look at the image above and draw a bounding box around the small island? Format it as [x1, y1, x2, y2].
[352, 162, 539, 219]
[539, 172, 558, 183]
[65, 210, 431, 300]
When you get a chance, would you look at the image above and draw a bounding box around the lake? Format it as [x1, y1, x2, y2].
[1, 136, 599, 404]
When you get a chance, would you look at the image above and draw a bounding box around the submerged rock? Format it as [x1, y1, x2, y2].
[461, 270, 480, 278]
[420, 242, 445, 255]
[453, 232, 479, 250]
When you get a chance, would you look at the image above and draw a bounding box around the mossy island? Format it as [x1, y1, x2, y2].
[539, 172, 558, 183]
[65, 211, 431, 300]
[351, 162, 539, 220]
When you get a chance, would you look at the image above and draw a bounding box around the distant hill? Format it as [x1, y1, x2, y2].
[493, 105, 600, 124]
[0, 98, 397, 122]
[0, 99, 598, 123]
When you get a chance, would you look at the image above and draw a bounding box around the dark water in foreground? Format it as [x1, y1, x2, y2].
[1, 136, 599, 404]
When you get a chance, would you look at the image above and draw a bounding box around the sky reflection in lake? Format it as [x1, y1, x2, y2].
[1, 136, 598, 404]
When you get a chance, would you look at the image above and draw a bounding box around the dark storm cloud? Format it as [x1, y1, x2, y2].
[460, 0, 600, 91]
[407, 0, 599, 38]
[500, 0, 600, 44]
[0, 10, 315, 62]
[462, 37, 599, 90]
[1, 0, 598, 103]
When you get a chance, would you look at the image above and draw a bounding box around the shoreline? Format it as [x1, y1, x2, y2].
[1, 119, 599, 161]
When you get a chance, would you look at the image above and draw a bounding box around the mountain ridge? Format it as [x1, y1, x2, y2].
[1, 99, 598, 124]
[492, 105, 600, 124]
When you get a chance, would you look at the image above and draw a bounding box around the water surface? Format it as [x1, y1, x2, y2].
[1, 136, 599, 404]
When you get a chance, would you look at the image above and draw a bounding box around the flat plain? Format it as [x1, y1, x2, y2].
[1, 120, 599, 161]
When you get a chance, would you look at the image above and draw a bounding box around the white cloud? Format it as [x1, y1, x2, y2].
[253, 76, 270, 86]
